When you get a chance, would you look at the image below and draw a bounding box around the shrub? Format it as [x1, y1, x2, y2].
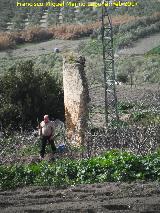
[118, 101, 134, 111]
[21, 27, 53, 42]
[0, 33, 15, 50]
[131, 112, 160, 124]
[51, 22, 100, 40]
[116, 34, 133, 49]
[0, 13, 135, 51]
[115, 55, 160, 84]
[117, 73, 128, 83]
[0, 60, 64, 130]
[79, 39, 103, 55]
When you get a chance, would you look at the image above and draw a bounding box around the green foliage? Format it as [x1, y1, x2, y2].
[117, 73, 128, 83]
[147, 46, 160, 55]
[0, 53, 63, 76]
[117, 101, 160, 125]
[78, 39, 102, 56]
[131, 111, 149, 122]
[131, 112, 160, 125]
[109, 119, 128, 128]
[11, 13, 26, 31]
[1, 150, 160, 190]
[118, 101, 148, 113]
[116, 55, 160, 84]
[115, 14, 160, 49]
[0, 60, 64, 130]
[19, 142, 39, 157]
[47, 5, 61, 26]
[118, 101, 134, 111]
[78, 40, 160, 86]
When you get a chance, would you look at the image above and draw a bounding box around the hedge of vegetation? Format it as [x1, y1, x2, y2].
[79, 11, 160, 52]
[91, 13, 160, 49]
[1, 150, 160, 190]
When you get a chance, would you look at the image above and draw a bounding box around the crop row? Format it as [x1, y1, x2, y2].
[1, 150, 160, 190]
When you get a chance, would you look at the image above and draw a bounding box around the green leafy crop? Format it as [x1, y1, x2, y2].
[1, 150, 160, 190]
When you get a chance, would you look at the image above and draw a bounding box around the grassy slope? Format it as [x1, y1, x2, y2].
[147, 46, 160, 55]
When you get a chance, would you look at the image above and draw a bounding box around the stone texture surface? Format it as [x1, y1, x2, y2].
[63, 54, 90, 146]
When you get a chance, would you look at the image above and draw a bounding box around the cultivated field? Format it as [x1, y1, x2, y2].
[1, 182, 160, 212]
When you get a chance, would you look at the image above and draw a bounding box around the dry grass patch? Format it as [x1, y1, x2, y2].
[51, 22, 101, 39]
[21, 27, 53, 42]
[112, 14, 139, 25]
[0, 33, 15, 50]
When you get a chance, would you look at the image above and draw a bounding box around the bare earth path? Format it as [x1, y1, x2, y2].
[117, 32, 160, 55]
[1, 182, 160, 213]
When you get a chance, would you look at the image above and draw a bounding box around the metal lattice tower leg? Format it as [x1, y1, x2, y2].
[101, 1, 119, 127]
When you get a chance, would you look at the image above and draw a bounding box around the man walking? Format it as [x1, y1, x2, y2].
[39, 115, 56, 160]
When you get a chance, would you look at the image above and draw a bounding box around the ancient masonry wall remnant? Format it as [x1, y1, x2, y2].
[63, 54, 90, 146]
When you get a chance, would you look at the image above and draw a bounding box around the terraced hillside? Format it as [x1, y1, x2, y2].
[1, 0, 160, 31]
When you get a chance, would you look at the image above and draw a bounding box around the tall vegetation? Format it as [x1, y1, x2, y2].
[0, 60, 64, 130]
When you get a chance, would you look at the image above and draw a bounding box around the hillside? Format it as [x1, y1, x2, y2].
[117, 32, 160, 55]
[0, 0, 160, 31]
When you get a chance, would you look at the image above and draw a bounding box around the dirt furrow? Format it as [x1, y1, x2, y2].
[1, 182, 160, 212]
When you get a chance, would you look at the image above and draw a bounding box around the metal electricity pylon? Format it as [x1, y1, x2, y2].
[101, 0, 119, 127]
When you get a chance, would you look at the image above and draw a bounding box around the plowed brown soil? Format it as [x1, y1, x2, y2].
[1, 182, 160, 213]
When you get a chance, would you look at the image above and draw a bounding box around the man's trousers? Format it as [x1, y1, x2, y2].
[40, 136, 56, 158]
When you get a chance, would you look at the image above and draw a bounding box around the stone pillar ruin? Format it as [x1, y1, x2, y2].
[63, 54, 90, 146]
